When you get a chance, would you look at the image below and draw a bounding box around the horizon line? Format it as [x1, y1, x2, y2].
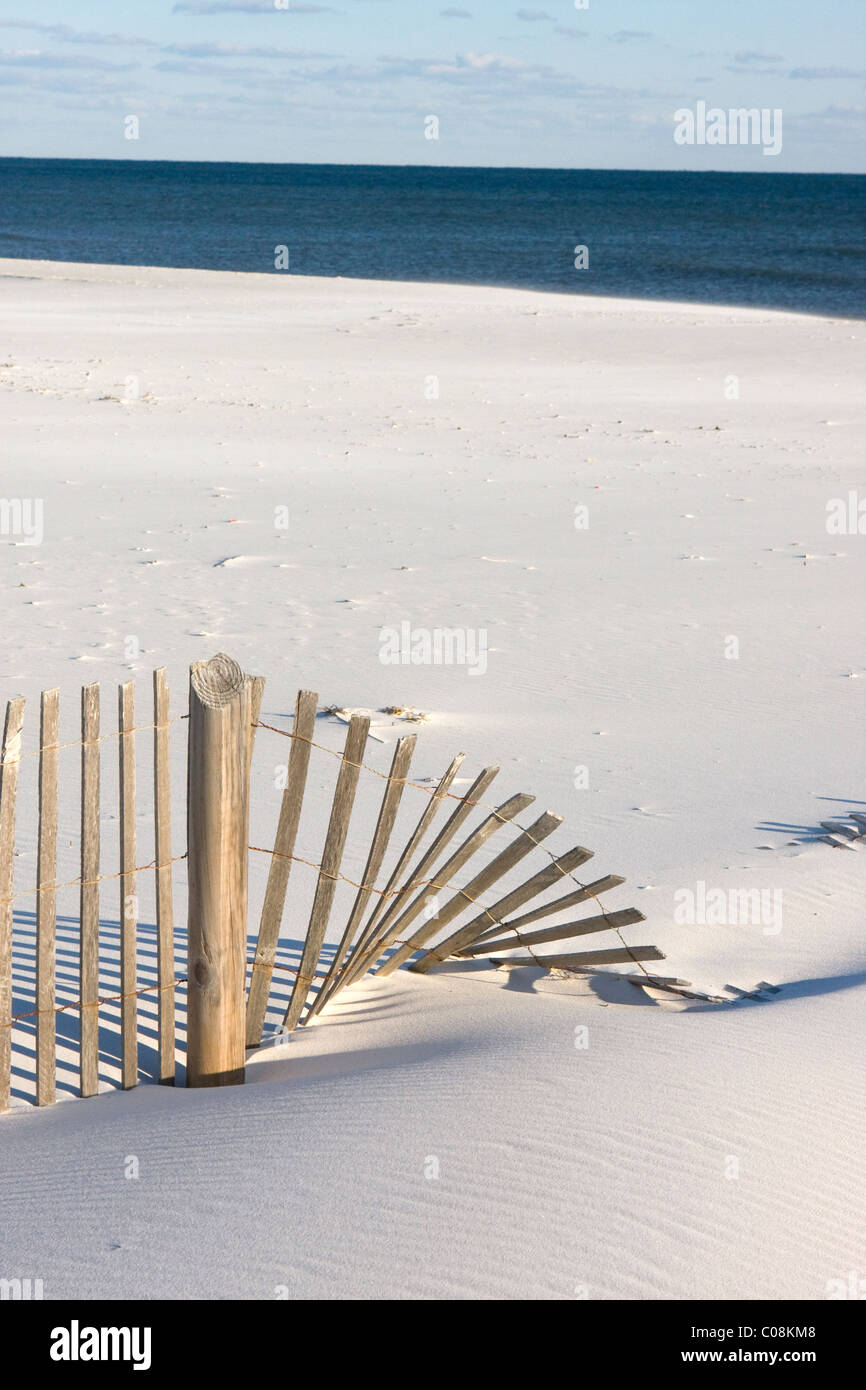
[0, 155, 862, 177]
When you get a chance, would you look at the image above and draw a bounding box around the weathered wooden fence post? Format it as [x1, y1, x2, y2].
[187, 654, 250, 1087]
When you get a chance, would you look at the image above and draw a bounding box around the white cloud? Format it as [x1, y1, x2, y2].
[789, 66, 866, 80]
[733, 50, 783, 64]
[0, 20, 158, 48]
[0, 48, 137, 71]
[164, 41, 336, 58]
[172, 2, 336, 13]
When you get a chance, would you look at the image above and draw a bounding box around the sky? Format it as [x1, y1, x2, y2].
[0, 0, 863, 170]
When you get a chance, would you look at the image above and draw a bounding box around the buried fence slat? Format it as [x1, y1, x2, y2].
[0, 697, 25, 1115]
[283, 714, 370, 1031]
[118, 682, 137, 1091]
[819, 821, 859, 840]
[457, 905, 646, 959]
[153, 669, 175, 1086]
[342, 764, 502, 985]
[79, 683, 100, 1099]
[370, 790, 535, 976]
[309, 733, 417, 1018]
[492, 945, 664, 969]
[467, 873, 627, 944]
[408, 843, 596, 973]
[337, 753, 467, 989]
[187, 655, 251, 1087]
[36, 689, 60, 1107]
[378, 808, 561, 978]
[246, 688, 318, 1048]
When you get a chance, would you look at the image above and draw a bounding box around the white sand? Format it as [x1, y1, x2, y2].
[0, 259, 864, 1299]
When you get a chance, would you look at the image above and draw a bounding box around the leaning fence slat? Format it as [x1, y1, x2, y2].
[153, 669, 175, 1085]
[119, 682, 137, 1090]
[342, 763, 501, 986]
[36, 689, 60, 1107]
[493, 946, 664, 969]
[378, 808, 561, 978]
[458, 906, 646, 959]
[79, 683, 100, 1098]
[0, 697, 25, 1115]
[283, 714, 370, 1031]
[408, 842, 595, 974]
[468, 873, 626, 944]
[371, 790, 535, 976]
[338, 753, 467, 988]
[309, 733, 418, 1017]
[246, 688, 318, 1047]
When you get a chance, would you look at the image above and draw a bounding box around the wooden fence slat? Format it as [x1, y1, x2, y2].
[283, 714, 370, 1031]
[153, 669, 174, 1085]
[36, 689, 60, 1107]
[370, 790, 535, 976]
[246, 674, 265, 773]
[467, 873, 626, 945]
[79, 683, 100, 1098]
[493, 946, 664, 969]
[245, 688, 318, 1048]
[341, 763, 501, 986]
[0, 697, 25, 1115]
[337, 753, 466, 988]
[118, 682, 137, 1090]
[378, 808, 562, 978]
[309, 733, 417, 1017]
[409, 844, 595, 971]
[458, 906, 646, 958]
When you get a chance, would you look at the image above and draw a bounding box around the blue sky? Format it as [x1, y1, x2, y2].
[0, 0, 863, 169]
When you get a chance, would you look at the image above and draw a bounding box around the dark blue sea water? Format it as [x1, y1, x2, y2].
[1, 159, 865, 317]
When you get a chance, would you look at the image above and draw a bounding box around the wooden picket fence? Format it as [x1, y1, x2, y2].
[1, 652, 668, 1114]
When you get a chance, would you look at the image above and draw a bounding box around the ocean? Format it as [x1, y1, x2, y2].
[1, 159, 864, 317]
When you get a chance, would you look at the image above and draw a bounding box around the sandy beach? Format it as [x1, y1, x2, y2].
[1, 257, 864, 1300]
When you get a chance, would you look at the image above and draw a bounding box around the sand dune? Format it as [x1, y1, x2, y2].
[0, 259, 864, 1299]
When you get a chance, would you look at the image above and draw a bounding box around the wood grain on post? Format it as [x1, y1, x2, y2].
[79, 683, 100, 1098]
[0, 697, 25, 1114]
[118, 682, 137, 1091]
[36, 689, 59, 1107]
[246, 688, 317, 1048]
[187, 654, 250, 1087]
[153, 669, 175, 1085]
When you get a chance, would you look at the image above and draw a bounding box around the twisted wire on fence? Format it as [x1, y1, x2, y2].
[2, 713, 188, 765]
[0, 852, 189, 909]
